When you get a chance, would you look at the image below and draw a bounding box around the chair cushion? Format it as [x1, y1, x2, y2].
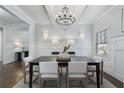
[88, 66, 96, 71]
[69, 73, 86, 78]
[40, 73, 58, 78]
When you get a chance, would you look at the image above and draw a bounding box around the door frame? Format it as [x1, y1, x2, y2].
[0, 25, 3, 64]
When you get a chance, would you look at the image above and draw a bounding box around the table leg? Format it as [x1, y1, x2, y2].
[29, 63, 33, 88]
[66, 66, 69, 88]
[96, 63, 100, 88]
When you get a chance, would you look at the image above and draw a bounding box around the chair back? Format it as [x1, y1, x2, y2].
[68, 51, 75, 55]
[23, 56, 33, 66]
[51, 52, 59, 55]
[69, 61, 87, 74]
[39, 62, 58, 74]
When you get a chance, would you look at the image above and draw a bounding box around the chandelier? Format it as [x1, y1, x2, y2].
[55, 6, 76, 25]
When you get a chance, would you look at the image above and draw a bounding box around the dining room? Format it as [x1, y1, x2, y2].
[0, 3, 124, 89]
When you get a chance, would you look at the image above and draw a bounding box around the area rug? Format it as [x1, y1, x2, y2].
[13, 74, 116, 88]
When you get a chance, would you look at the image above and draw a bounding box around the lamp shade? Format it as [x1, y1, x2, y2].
[79, 32, 85, 39]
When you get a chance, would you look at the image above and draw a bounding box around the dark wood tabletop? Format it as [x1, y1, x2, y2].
[30, 56, 99, 64]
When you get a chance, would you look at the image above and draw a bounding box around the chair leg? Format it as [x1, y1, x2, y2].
[101, 71, 103, 84]
[67, 79, 69, 88]
[33, 75, 39, 83]
[59, 67, 62, 77]
[85, 77, 88, 87]
[39, 79, 41, 88]
[80, 80, 84, 87]
[39, 73, 41, 88]
[41, 80, 46, 88]
[58, 77, 60, 88]
[24, 72, 26, 84]
[80, 78, 88, 88]
[39, 79, 45, 88]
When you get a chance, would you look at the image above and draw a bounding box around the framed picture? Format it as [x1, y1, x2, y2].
[121, 8, 124, 32]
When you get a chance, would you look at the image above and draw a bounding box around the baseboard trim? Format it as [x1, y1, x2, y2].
[104, 72, 123, 88]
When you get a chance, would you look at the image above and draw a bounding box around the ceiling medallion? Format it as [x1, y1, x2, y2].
[55, 6, 76, 25]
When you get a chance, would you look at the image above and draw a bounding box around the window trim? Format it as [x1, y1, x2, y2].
[95, 25, 110, 60]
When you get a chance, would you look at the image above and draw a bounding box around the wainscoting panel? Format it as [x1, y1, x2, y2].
[114, 39, 124, 82]
[104, 36, 124, 83]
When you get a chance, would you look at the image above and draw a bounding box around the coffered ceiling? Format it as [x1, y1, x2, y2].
[0, 6, 27, 25]
[18, 5, 113, 25]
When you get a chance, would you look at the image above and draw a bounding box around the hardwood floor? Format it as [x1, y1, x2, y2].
[104, 72, 123, 88]
[0, 61, 123, 88]
[0, 61, 23, 88]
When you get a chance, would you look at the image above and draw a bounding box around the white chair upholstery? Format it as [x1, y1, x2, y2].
[23, 56, 38, 83]
[23, 57, 33, 66]
[87, 56, 104, 84]
[68, 61, 88, 87]
[39, 62, 59, 87]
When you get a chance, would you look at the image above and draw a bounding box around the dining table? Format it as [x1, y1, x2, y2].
[29, 56, 101, 88]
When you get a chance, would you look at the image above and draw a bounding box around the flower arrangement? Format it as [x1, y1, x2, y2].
[62, 44, 71, 53]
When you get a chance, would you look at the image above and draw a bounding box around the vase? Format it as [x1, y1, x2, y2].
[59, 52, 70, 58]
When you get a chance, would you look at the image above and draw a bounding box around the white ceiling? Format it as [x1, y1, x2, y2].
[0, 6, 27, 25]
[18, 5, 113, 25]
[78, 5, 113, 24]
[18, 5, 51, 25]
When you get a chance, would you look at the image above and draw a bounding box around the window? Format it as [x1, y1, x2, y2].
[96, 28, 108, 58]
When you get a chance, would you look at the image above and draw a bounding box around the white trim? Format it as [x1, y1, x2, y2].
[95, 25, 110, 61]
[0, 24, 4, 62]
[2, 5, 35, 25]
[92, 5, 118, 24]
[0, 6, 36, 64]
[109, 36, 124, 83]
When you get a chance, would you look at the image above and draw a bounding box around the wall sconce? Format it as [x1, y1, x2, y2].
[14, 41, 22, 48]
[79, 32, 85, 39]
[43, 30, 48, 40]
[14, 41, 23, 52]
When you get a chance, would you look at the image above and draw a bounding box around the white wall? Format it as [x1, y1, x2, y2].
[0, 6, 37, 64]
[3, 5, 36, 60]
[93, 6, 124, 83]
[2, 25, 29, 64]
[36, 24, 93, 57]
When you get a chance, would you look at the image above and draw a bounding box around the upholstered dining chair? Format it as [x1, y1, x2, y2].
[39, 62, 60, 88]
[23, 56, 39, 83]
[51, 52, 60, 56]
[87, 57, 104, 84]
[67, 51, 76, 56]
[67, 61, 88, 87]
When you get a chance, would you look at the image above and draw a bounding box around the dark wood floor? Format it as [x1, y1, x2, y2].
[0, 61, 24, 88]
[0, 61, 123, 88]
[104, 72, 123, 88]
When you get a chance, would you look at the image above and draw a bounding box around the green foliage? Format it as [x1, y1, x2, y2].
[62, 45, 70, 53]
[99, 47, 107, 57]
